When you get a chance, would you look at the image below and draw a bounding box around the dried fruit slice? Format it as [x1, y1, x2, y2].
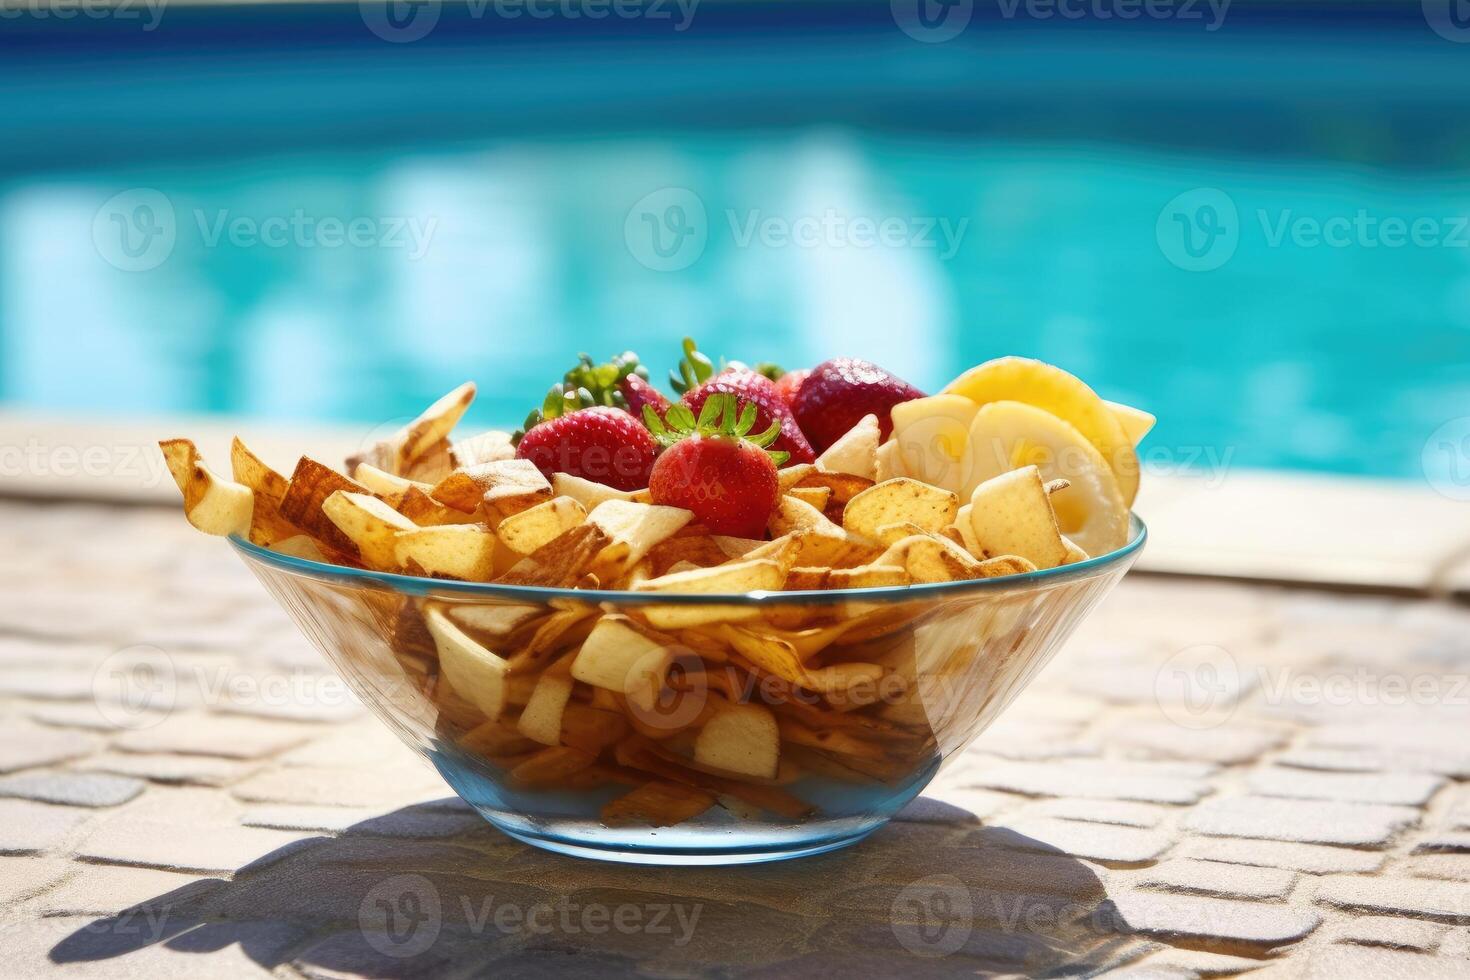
[943, 356, 1140, 506]
[962, 400, 1128, 557]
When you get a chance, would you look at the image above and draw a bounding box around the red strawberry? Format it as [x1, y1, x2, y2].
[670, 339, 815, 466]
[620, 373, 670, 423]
[516, 398, 656, 491]
[645, 394, 783, 538]
[791, 357, 925, 454]
[773, 368, 810, 409]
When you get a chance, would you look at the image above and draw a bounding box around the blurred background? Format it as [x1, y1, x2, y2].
[3, 0, 1469, 488]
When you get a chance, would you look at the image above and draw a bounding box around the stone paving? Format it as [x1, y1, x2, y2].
[0, 497, 1468, 977]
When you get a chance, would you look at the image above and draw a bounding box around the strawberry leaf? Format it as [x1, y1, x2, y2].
[669, 337, 716, 394]
[696, 393, 724, 430]
[735, 402, 757, 437]
[748, 419, 781, 449]
[767, 450, 790, 467]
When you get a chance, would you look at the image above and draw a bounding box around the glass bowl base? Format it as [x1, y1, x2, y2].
[476, 810, 883, 865]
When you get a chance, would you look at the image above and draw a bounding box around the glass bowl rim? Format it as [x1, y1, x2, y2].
[229, 514, 1145, 606]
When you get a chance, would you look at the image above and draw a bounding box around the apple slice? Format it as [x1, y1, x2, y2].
[815, 413, 879, 480]
[962, 400, 1129, 556]
[570, 616, 674, 696]
[321, 491, 418, 570]
[159, 439, 254, 538]
[517, 673, 574, 746]
[966, 465, 1068, 570]
[393, 524, 498, 581]
[694, 703, 780, 780]
[425, 603, 509, 721]
[889, 394, 980, 493]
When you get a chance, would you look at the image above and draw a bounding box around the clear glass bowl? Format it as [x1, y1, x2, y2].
[230, 516, 1145, 865]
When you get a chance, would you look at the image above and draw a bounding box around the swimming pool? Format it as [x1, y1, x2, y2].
[3, 3, 1467, 481]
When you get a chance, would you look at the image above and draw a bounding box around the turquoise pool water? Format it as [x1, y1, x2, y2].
[2, 8, 1468, 482]
[6, 136, 1467, 480]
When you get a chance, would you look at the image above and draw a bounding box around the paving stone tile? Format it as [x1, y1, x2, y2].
[1402, 855, 1470, 882]
[1135, 858, 1295, 901]
[1245, 767, 1445, 807]
[38, 864, 223, 915]
[73, 751, 256, 787]
[0, 798, 93, 854]
[1300, 945, 1466, 979]
[231, 765, 446, 808]
[966, 760, 1212, 806]
[1174, 836, 1385, 874]
[1315, 875, 1470, 923]
[1416, 833, 1470, 855]
[1274, 746, 1470, 779]
[114, 713, 317, 759]
[0, 855, 72, 906]
[1184, 796, 1419, 847]
[0, 771, 146, 807]
[1118, 947, 1279, 977]
[277, 723, 413, 768]
[0, 725, 97, 773]
[1016, 799, 1172, 829]
[982, 817, 1171, 864]
[0, 667, 102, 701]
[868, 840, 1110, 901]
[1330, 914, 1445, 952]
[26, 700, 169, 732]
[1104, 721, 1288, 765]
[78, 818, 315, 873]
[1104, 891, 1320, 949]
[1309, 722, 1470, 761]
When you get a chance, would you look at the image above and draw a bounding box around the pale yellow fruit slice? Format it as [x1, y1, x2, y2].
[1106, 400, 1156, 446]
[889, 394, 980, 494]
[943, 357, 1140, 506]
[961, 400, 1129, 557]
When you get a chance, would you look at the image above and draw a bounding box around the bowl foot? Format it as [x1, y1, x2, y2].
[480, 816, 879, 866]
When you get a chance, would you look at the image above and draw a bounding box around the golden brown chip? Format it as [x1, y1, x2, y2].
[509, 746, 597, 785]
[498, 522, 613, 588]
[787, 486, 832, 512]
[843, 478, 958, 539]
[396, 486, 479, 527]
[600, 781, 717, 827]
[230, 438, 300, 547]
[645, 535, 731, 577]
[348, 381, 476, 476]
[450, 430, 515, 469]
[159, 439, 256, 539]
[432, 459, 552, 520]
[278, 457, 371, 555]
[560, 703, 630, 755]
